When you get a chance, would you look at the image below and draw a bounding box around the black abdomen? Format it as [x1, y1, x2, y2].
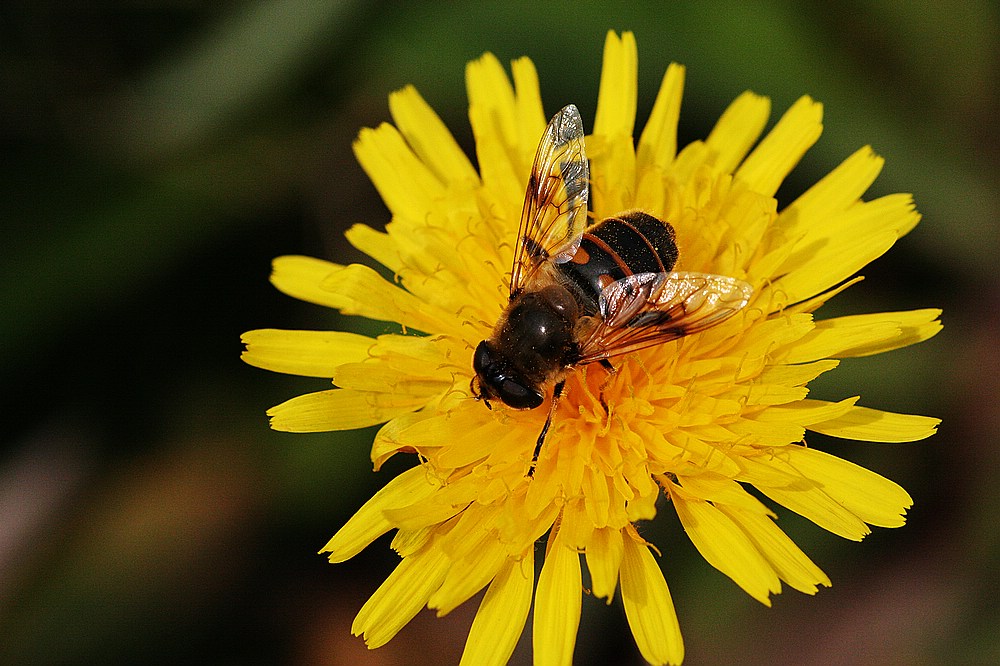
[559, 211, 678, 313]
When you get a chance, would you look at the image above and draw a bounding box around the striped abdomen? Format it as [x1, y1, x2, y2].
[558, 211, 678, 314]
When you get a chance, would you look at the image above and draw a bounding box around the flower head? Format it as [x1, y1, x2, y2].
[242, 31, 941, 666]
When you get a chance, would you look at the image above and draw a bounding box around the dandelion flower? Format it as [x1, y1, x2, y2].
[242, 31, 941, 666]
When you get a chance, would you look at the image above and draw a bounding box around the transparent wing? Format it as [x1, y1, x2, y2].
[509, 104, 590, 297]
[576, 271, 753, 363]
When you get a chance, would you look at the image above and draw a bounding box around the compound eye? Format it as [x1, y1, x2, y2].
[472, 341, 493, 375]
[499, 379, 544, 410]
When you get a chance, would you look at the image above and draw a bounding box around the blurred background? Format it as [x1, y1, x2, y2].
[1, 1, 996, 664]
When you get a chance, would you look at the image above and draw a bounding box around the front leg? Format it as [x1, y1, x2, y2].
[528, 379, 565, 477]
[597, 359, 616, 411]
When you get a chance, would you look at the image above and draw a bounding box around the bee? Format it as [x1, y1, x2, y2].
[472, 104, 752, 466]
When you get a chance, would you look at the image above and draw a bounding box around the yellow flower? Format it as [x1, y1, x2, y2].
[242, 31, 941, 666]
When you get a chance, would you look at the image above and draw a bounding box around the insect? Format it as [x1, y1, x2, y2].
[471, 104, 753, 467]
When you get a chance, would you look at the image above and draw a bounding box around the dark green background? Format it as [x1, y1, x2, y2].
[2, 1, 995, 664]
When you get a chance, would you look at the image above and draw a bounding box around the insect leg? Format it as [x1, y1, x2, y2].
[597, 359, 616, 411]
[528, 380, 565, 477]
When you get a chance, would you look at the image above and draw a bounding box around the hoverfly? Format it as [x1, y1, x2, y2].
[472, 104, 752, 468]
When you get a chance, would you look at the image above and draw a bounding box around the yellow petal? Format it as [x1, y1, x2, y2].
[389, 84, 479, 186]
[372, 330, 463, 363]
[375, 406, 504, 469]
[674, 474, 772, 515]
[466, 52, 517, 149]
[741, 382, 809, 407]
[594, 31, 638, 138]
[637, 63, 685, 171]
[778, 315, 901, 363]
[813, 309, 943, 357]
[270, 256, 455, 334]
[717, 505, 831, 594]
[780, 228, 897, 299]
[711, 186, 777, 274]
[727, 416, 807, 447]
[590, 31, 639, 218]
[460, 554, 534, 666]
[533, 535, 582, 665]
[352, 546, 449, 648]
[353, 122, 444, 221]
[809, 405, 941, 442]
[783, 276, 864, 314]
[369, 212, 503, 317]
[457, 418, 529, 470]
[333, 360, 451, 395]
[672, 492, 780, 604]
[620, 534, 684, 666]
[320, 465, 439, 562]
[269, 255, 344, 307]
[383, 478, 476, 531]
[735, 96, 823, 196]
[466, 52, 523, 207]
[581, 464, 612, 528]
[668, 138, 711, 185]
[625, 475, 660, 522]
[750, 397, 858, 425]
[774, 232, 892, 307]
[267, 388, 427, 432]
[705, 91, 771, 174]
[728, 312, 814, 362]
[510, 56, 546, 167]
[240, 328, 373, 377]
[394, 404, 495, 449]
[772, 194, 920, 301]
[585, 527, 624, 602]
[589, 132, 637, 217]
[437, 503, 498, 558]
[344, 223, 402, 273]
[757, 359, 840, 387]
[369, 410, 436, 469]
[429, 535, 507, 615]
[556, 500, 595, 551]
[318, 263, 454, 334]
[783, 146, 885, 230]
[785, 446, 913, 528]
[739, 455, 871, 541]
[390, 526, 433, 559]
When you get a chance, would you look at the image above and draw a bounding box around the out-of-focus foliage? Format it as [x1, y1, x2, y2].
[1, 1, 995, 664]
